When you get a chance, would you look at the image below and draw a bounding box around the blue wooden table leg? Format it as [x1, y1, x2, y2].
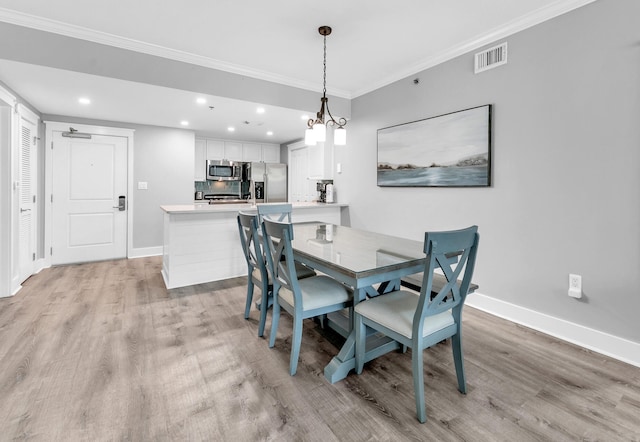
[324, 332, 356, 383]
[324, 287, 368, 383]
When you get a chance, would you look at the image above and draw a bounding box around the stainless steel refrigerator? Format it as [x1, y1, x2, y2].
[244, 162, 287, 203]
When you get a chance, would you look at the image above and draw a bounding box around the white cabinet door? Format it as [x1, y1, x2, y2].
[307, 143, 324, 179]
[242, 143, 262, 162]
[289, 146, 317, 202]
[262, 144, 280, 163]
[206, 139, 224, 159]
[307, 141, 333, 179]
[195, 139, 206, 180]
[224, 141, 242, 160]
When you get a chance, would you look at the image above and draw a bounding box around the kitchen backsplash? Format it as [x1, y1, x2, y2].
[194, 180, 240, 196]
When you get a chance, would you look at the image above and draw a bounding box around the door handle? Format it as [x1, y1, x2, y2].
[113, 195, 126, 211]
[20, 208, 31, 213]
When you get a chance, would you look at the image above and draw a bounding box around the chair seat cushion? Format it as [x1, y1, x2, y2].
[294, 261, 317, 279]
[279, 275, 351, 311]
[354, 290, 454, 339]
[252, 261, 315, 284]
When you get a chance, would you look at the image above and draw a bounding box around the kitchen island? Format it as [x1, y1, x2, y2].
[160, 202, 347, 289]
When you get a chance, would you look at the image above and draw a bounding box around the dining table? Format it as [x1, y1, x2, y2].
[290, 222, 427, 383]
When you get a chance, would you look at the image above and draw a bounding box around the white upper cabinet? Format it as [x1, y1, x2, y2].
[262, 144, 280, 163]
[242, 143, 262, 162]
[224, 142, 243, 161]
[196, 139, 280, 174]
[203, 139, 243, 161]
[205, 139, 224, 159]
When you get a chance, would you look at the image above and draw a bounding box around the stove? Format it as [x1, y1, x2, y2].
[204, 194, 247, 204]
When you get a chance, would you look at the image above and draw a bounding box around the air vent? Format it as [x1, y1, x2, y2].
[475, 42, 508, 74]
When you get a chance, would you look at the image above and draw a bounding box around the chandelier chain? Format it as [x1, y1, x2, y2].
[323, 33, 327, 96]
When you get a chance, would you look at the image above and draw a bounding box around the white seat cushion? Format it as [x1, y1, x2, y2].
[354, 290, 454, 339]
[279, 275, 351, 311]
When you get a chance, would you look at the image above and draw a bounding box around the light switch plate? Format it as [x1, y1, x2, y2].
[138, 181, 148, 190]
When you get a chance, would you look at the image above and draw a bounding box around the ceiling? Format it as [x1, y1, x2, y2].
[0, 0, 594, 143]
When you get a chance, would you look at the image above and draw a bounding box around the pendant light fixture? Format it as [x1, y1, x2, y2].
[305, 26, 347, 146]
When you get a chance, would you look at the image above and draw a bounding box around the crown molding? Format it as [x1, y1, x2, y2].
[0, 7, 352, 99]
[0, 1, 596, 100]
[351, 0, 599, 97]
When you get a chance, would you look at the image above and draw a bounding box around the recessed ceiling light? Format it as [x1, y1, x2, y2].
[78, 97, 91, 105]
[196, 97, 206, 104]
[227, 127, 235, 132]
[266, 131, 273, 136]
[256, 107, 265, 114]
[180, 121, 189, 126]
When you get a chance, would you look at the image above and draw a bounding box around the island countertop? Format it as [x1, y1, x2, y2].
[160, 201, 348, 214]
[160, 201, 348, 289]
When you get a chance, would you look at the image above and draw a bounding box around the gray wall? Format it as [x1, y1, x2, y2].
[335, 0, 640, 343]
[131, 127, 194, 249]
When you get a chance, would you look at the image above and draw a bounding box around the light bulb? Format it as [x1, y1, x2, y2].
[305, 128, 317, 146]
[334, 127, 346, 146]
[314, 123, 326, 142]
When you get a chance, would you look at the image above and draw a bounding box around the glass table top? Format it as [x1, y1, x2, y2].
[291, 222, 425, 280]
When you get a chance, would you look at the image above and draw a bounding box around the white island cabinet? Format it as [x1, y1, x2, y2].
[160, 202, 346, 289]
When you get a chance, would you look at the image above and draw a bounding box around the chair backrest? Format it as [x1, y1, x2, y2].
[261, 218, 302, 305]
[257, 203, 293, 223]
[414, 226, 479, 328]
[237, 211, 267, 281]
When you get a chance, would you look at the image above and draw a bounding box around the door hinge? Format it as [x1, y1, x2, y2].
[51, 141, 53, 150]
[32, 253, 35, 261]
[51, 194, 53, 203]
[33, 195, 36, 203]
[50, 247, 53, 255]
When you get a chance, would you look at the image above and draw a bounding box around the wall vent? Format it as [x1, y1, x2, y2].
[475, 42, 508, 73]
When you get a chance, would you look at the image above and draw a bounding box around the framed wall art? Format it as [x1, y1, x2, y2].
[377, 104, 492, 187]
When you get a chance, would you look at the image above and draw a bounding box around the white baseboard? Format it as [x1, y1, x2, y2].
[466, 292, 640, 368]
[129, 246, 163, 259]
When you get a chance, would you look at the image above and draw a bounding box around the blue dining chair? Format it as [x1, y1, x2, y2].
[261, 218, 352, 376]
[257, 202, 293, 223]
[257, 202, 316, 280]
[237, 211, 272, 337]
[354, 226, 479, 423]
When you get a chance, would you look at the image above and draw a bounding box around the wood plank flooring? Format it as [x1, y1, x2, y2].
[0, 257, 638, 441]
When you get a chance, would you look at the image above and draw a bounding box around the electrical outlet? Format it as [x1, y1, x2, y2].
[569, 274, 581, 291]
[568, 274, 582, 298]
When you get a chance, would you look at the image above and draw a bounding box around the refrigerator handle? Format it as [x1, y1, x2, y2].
[263, 173, 268, 202]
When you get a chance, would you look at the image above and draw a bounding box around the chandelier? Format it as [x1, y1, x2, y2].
[305, 26, 347, 146]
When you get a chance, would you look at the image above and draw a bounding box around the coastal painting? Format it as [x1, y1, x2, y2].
[377, 105, 492, 187]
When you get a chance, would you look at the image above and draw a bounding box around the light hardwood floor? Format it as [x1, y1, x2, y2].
[0, 257, 638, 441]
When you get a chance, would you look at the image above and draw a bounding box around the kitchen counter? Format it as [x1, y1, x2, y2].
[162, 201, 347, 214]
[160, 202, 348, 289]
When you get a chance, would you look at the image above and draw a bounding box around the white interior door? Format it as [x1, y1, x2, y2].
[51, 132, 128, 264]
[289, 146, 316, 202]
[18, 110, 37, 283]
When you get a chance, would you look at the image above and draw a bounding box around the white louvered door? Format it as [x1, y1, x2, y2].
[18, 113, 37, 283]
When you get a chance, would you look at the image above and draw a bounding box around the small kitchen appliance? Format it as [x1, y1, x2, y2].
[316, 180, 334, 203]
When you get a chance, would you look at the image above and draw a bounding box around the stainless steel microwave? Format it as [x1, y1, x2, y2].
[206, 160, 243, 181]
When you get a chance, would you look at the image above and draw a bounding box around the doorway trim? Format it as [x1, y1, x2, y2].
[44, 122, 135, 268]
[0, 86, 17, 297]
